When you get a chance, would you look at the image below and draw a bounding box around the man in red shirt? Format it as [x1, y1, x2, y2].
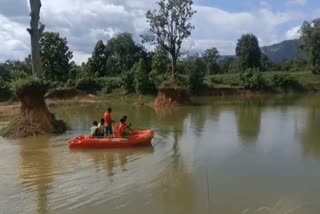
[104, 107, 113, 136]
[118, 118, 126, 138]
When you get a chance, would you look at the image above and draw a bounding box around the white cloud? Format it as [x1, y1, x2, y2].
[0, 14, 29, 61]
[191, 6, 301, 54]
[0, 0, 309, 63]
[285, 26, 301, 40]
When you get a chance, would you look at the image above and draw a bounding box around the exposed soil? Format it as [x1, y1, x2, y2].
[153, 87, 192, 108]
[1, 85, 66, 138]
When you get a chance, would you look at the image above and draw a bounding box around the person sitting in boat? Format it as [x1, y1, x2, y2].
[90, 121, 99, 137]
[112, 120, 118, 134]
[122, 115, 133, 131]
[97, 118, 105, 136]
[104, 107, 114, 137]
[118, 118, 130, 138]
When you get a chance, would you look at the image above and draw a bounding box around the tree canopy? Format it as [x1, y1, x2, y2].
[203, 48, 220, 74]
[40, 32, 73, 82]
[87, 40, 107, 77]
[236, 34, 261, 71]
[106, 33, 146, 75]
[300, 18, 320, 73]
[143, 0, 196, 80]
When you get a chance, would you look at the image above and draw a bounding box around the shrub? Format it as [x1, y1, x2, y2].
[96, 77, 122, 91]
[75, 77, 101, 94]
[121, 71, 135, 94]
[176, 74, 188, 87]
[188, 71, 205, 94]
[209, 76, 223, 84]
[64, 79, 76, 88]
[272, 74, 304, 92]
[134, 59, 156, 95]
[0, 78, 12, 101]
[11, 77, 49, 97]
[239, 69, 267, 90]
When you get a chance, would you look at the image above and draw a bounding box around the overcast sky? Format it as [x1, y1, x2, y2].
[0, 0, 319, 63]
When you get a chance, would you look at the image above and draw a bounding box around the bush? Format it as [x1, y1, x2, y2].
[239, 69, 267, 90]
[96, 77, 122, 93]
[0, 78, 12, 101]
[100, 85, 113, 94]
[75, 77, 101, 94]
[272, 74, 304, 92]
[209, 76, 223, 84]
[121, 71, 135, 94]
[150, 70, 168, 87]
[11, 77, 49, 97]
[176, 74, 188, 87]
[64, 79, 76, 88]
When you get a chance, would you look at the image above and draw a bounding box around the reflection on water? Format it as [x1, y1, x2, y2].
[236, 102, 262, 143]
[18, 136, 53, 214]
[1, 96, 320, 213]
[301, 107, 320, 158]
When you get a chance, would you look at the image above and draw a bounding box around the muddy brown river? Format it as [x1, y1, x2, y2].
[1, 96, 320, 214]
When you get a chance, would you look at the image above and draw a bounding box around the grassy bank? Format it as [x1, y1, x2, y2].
[206, 71, 320, 91]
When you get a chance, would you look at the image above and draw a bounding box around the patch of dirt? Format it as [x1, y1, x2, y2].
[154, 87, 192, 108]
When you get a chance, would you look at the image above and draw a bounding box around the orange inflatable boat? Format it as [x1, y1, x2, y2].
[69, 130, 154, 149]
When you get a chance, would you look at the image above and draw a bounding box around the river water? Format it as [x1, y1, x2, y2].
[1, 96, 320, 214]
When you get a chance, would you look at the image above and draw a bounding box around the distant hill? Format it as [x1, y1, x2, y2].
[218, 39, 305, 64]
[260, 39, 305, 64]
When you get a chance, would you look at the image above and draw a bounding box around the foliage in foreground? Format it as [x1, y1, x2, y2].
[239, 69, 267, 90]
[11, 77, 49, 97]
[272, 74, 304, 92]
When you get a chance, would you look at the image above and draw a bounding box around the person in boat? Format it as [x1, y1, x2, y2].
[104, 107, 114, 137]
[90, 121, 99, 137]
[122, 115, 133, 131]
[97, 118, 105, 136]
[118, 118, 127, 138]
[112, 120, 118, 134]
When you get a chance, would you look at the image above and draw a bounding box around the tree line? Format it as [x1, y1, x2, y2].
[1, 0, 320, 99]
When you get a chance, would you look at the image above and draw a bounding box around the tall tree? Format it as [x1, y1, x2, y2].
[40, 32, 73, 82]
[88, 40, 107, 77]
[143, 0, 196, 81]
[27, 0, 44, 77]
[236, 34, 261, 71]
[106, 33, 146, 75]
[300, 18, 320, 73]
[203, 47, 220, 74]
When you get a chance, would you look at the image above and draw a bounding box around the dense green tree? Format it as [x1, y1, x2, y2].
[40, 32, 73, 82]
[143, 0, 196, 81]
[236, 34, 261, 71]
[300, 18, 320, 73]
[87, 40, 107, 77]
[106, 33, 146, 75]
[203, 47, 220, 74]
[185, 54, 206, 93]
[134, 58, 155, 94]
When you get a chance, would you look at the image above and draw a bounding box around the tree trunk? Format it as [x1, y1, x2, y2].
[172, 57, 177, 81]
[27, 0, 44, 78]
